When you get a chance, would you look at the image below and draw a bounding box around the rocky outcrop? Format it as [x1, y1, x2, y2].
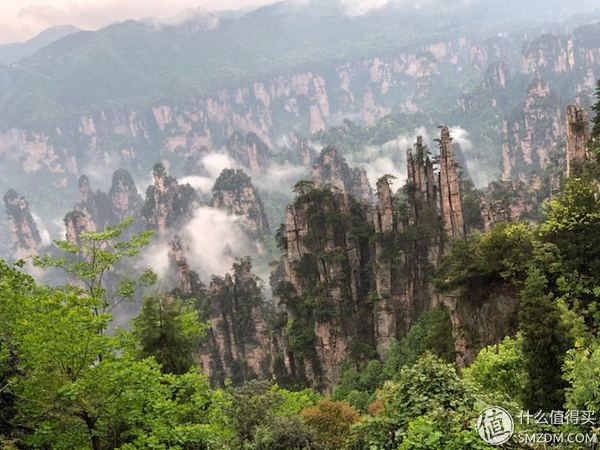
[64, 210, 94, 244]
[142, 163, 198, 233]
[63, 169, 143, 242]
[63, 175, 114, 242]
[264, 132, 476, 388]
[438, 126, 466, 240]
[310, 146, 372, 203]
[1, 24, 597, 213]
[522, 33, 575, 74]
[281, 132, 313, 166]
[226, 131, 270, 172]
[501, 77, 562, 180]
[444, 286, 518, 367]
[168, 235, 194, 296]
[212, 168, 269, 238]
[372, 176, 404, 356]
[481, 179, 539, 231]
[406, 136, 437, 223]
[199, 258, 271, 386]
[371, 131, 467, 357]
[484, 61, 510, 89]
[276, 187, 373, 390]
[108, 169, 143, 222]
[3, 189, 42, 258]
[565, 104, 591, 176]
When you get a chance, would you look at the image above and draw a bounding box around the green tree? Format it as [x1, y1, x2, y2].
[539, 177, 600, 328]
[226, 380, 320, 448]
[591, 80, 600, 149]
[462, 335, 527, 404]
[0, 259, 225, 449]
[131, 295, 206, 374]
[0, 260, 36, 443]
[34, 218, 155, 327]
[519, 267, 572, 411]
[253, 414, 320, 450]
[347, 353, 478, 449]
[300, 400, 361, 450]
[563, 342, 600, 429]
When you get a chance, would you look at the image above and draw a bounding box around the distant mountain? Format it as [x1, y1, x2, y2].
[0, 0, 599, 259]
[0, 0, 597, 129]
[0, 25, 80, 65]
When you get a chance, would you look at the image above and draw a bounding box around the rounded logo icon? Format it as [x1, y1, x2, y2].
[476, 406, 514, 445]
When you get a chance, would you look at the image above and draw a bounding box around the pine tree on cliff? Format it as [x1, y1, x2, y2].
[589, 81, 600, 173]
[519, 267, 571, 411]
[592, 80, 600, 146]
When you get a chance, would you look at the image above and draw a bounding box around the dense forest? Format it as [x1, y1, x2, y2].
[0, 79, 598, 449]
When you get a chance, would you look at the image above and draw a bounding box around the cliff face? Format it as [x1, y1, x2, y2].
[406, 136, 437, 223]
[64, 169, 143, 242]
[212, 168, 270, 238]
[438, 126, 466, 241]
[565, 104, 591, 176]
[109, 169, 143, 222]
[142, 163, 198, 233]
[0, 31, 520, 190]
[522, 25, 600, 77]
[276, 187, 373, 390]
[225, 131, 271, 171]
[265, 131, 477, 389]
[310, 146, 372, 203]
[372, 177, 398, 355]
[64, 175, 114, 242]
[481, 179, 540, 231]
[168, 235, 196, 296]
[1, 24, 597, 214]
[3, 189, 42, 258]
[199, 258, 271, 386]
[502, 78, 562, 180]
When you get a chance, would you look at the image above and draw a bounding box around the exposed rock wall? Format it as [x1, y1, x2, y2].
[406, 136, 437, 223]
[310, 146, 372, 203]
[372, 176, 404, 356]
[168, 235, 194, 296]
[199, 258, 271, 386]
[225, 131, 271, 171]
[3, 189, 42, 258]
[0, 30, 537, 190]
[64, 169, 143, 242]
[212, 168, 270, 238]
[109, 169, 143, 222]
[142, 163, 197, 233]
[63, 175, 113, 242]
[565, 104, 591, 176]
[443, 286, 518, 367]
[278, 188, 373, 390]
[438, 126, 466, 240]
[502, 78, 562, 180]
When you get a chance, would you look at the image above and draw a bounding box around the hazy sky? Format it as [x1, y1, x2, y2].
[0, 0, 279, 44]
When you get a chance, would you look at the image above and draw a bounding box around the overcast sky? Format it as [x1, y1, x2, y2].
[0, 0, 281, 44]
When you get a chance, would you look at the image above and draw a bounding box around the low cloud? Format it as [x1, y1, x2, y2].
[0, 0, 277, 44]
[448, 125, 497, 187]
[347, 127, 430, 189]
[252, 162, 308, 196]
[180, 151, 238, 194]
[184, 206, 255, 279]
[141, 206, 255, 283]
[31, 212, 53, 246]
[340, 0, 388, 16]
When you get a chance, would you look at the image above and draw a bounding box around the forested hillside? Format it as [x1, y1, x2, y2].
[2, 1, 600, 448]
[1, 83, 600, 449]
